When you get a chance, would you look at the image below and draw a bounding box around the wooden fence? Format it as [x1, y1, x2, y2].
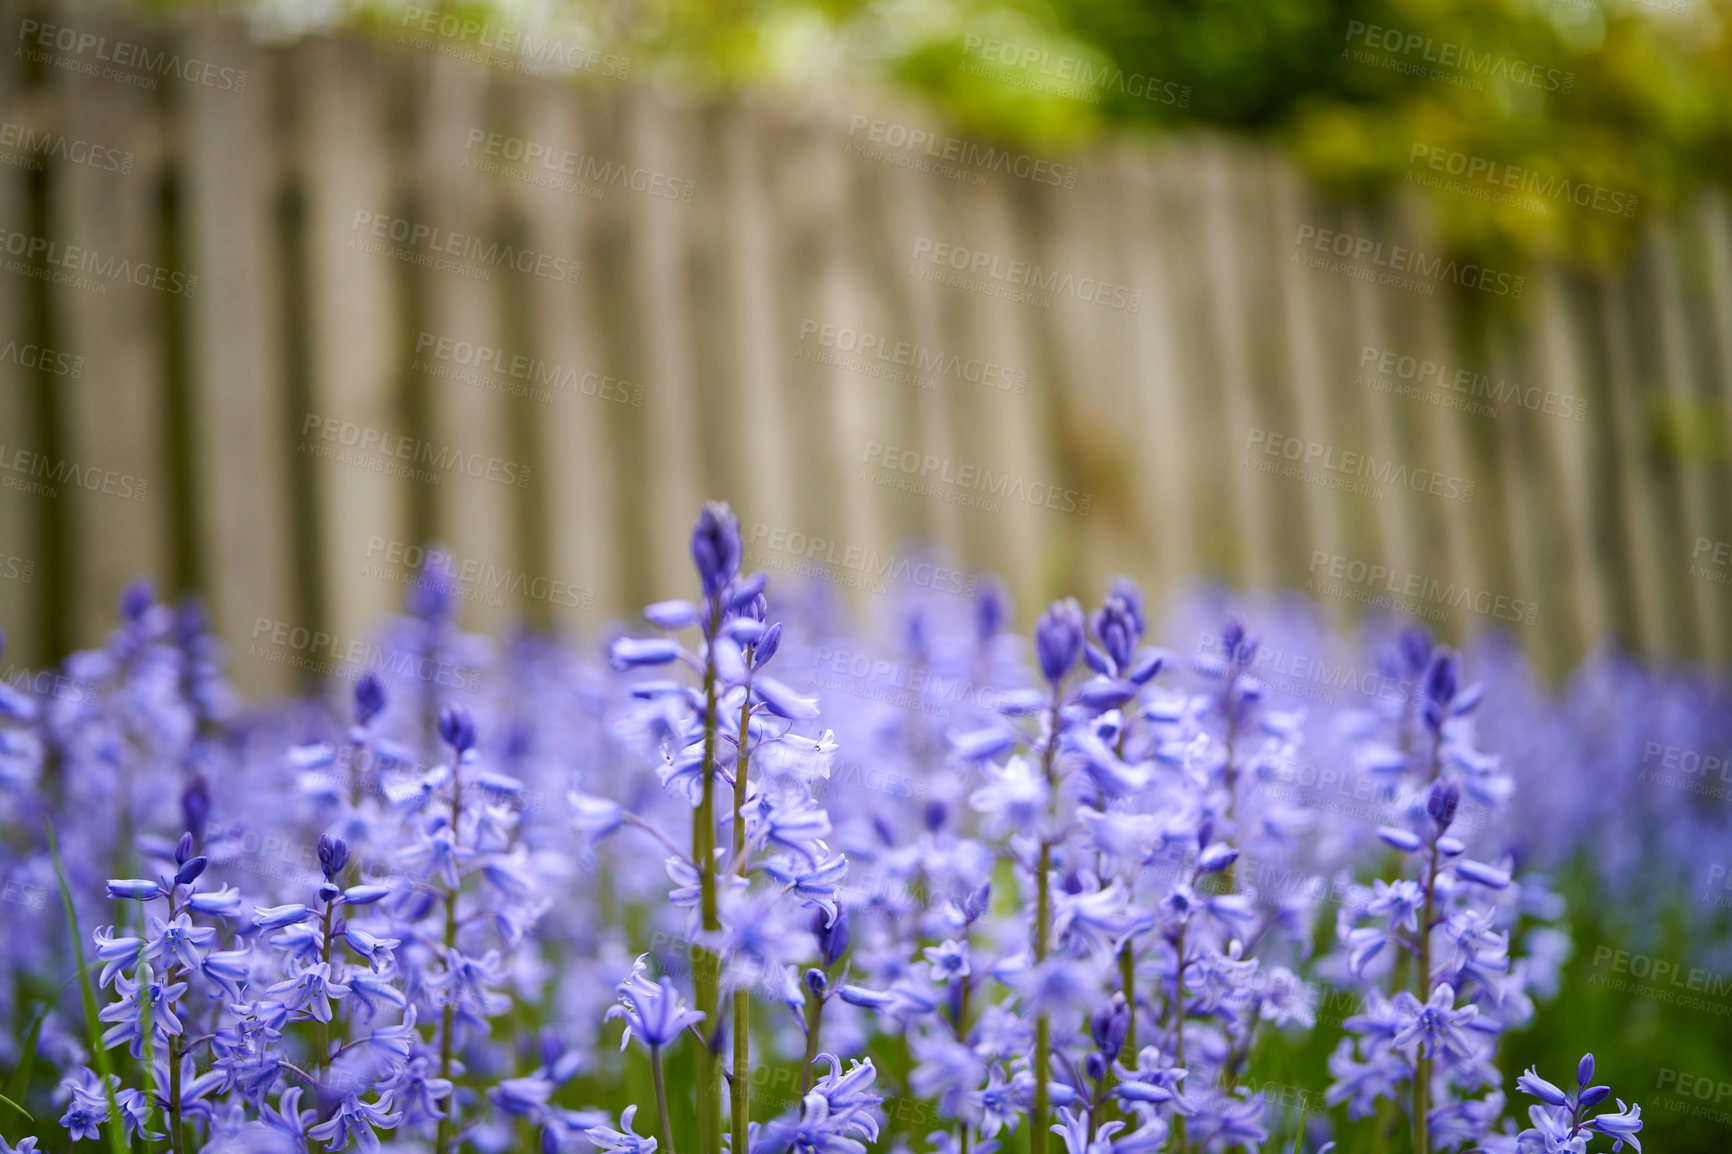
[1, 0, 1730, 699]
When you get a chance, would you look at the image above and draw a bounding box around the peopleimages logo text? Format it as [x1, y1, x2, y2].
[1295, 225, 1524, 298]
[1247, 429, 1475, 503]
[1308, 551, 1537, 626]
[747, 523, 978, 596]
[846, 116, 1078, 188]
[350, 211, 581, 284]
[0, 225, 196, 296]
[1343, 21, 1573, 94]
[1407, 144, 1636, 218]
[17, 19, 249, 91]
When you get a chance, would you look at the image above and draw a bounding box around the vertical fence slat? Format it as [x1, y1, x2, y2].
[0, 29, 41, 669]
[183, 20, 296, 699]
[52, 3, 169, 651]
[298, 36, 408, 669]
[1198, 143, 1273, 588]
[1649, 223, 1724, 663]
[412, 54, 516, 638]
[1528, 269, 1599, 667]
[513, 80, 615, 630]
[626, 89, 705, 600]
[1115, 148, 1194, 605]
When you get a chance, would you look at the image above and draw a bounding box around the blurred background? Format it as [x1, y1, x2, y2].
[1, 0, 1731, 703]
[3, 0, 1732, 1144]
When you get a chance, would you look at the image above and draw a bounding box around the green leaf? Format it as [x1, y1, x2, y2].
[44, 819, 132, 1154]
[3, 1007, 44, 1114]
[0, 1090, 31, 1121]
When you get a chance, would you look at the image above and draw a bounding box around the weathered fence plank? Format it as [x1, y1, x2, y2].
[1, 5, 1730, 680]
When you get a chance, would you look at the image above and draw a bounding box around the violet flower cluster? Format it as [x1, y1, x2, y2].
[0, 511, 1671, 1154]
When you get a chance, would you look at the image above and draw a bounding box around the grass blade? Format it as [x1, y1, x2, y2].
[44, 818, 131, 1154]
[0, 1090, 31, 1121]
[3, 1007, 44, 1113]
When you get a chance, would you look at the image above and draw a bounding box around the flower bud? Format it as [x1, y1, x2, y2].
[1035, 599, 1086, 685]
[691, 503, 743, 596]
[107, 879, 163, 901]
[815, 908, 850, 968]
[318, 834, 350, 880]
[1426, 780, 1461, 833]
[354, 674, 387, 727]
[437, 704, 477, 755]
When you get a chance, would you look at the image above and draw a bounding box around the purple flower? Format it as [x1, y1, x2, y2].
[252, 903, 314, 930]
[1391, 982, 1478, 1061]
[1589, 1100, 1642, 1151]
[144, 912, 215, 971]
[607, 955, 705, 1050]
[691, 502, 743, 596]
[1035, 599, 1086, 685]
[437, 703, 477, 754]
[609, 637, 683, 672]
[354, 672, 387, 726]
[588, 1105, 659, 1154]
[106, 878, 162, 901]
[269, 961, 348, 1023]
[318, 834, 350, 880]
[305, 1092, 403, 1152]
[645, 599, 699, 629]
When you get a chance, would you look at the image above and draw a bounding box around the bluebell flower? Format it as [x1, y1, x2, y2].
[354, 671, 387, 726]
[1035, 599, 1086, 685]
[753, 675, 822, 721]
[968, 756, 1050, 839]
[924, 939, 971, 983]
[318, 833, 350, 880]
[93, 926, 143, 988]
[587, 1104, 659, 1154]
[691, 502, 743, 596]
[342, 927, 400, 973]
[98, 963, 186, 1056]
[490, 1073, 555, 1119]
[252, 903, 314, 930]
[144, 912, 215, 971]
[607, 955, 705, 1050]
[948, 726, 1018, 763]
[1391, 982, 1478, 1061]
[815, 907, 851, 966]
[186, 884, 244, 920]
[268, 961, 348, 1023]
[113, 1087, 164, 1142]
[751, 791, 835, 865]
[645, 599, 699, 629]
[437, 702, 477, 755]
[376, 1054, 452, 1126]
[610, 637, 684, 672]
[57, 1069, 115, 1143]
[1589, 1100, 1642, 1151]
[1176, 1086, 1268, 1150]
[763, 852, 848, 922]
[305, 1092, 403, 1152]
[106, 878, 162, 900]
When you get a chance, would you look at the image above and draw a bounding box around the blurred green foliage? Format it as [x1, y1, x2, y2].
[345, 0, 1732, 269]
